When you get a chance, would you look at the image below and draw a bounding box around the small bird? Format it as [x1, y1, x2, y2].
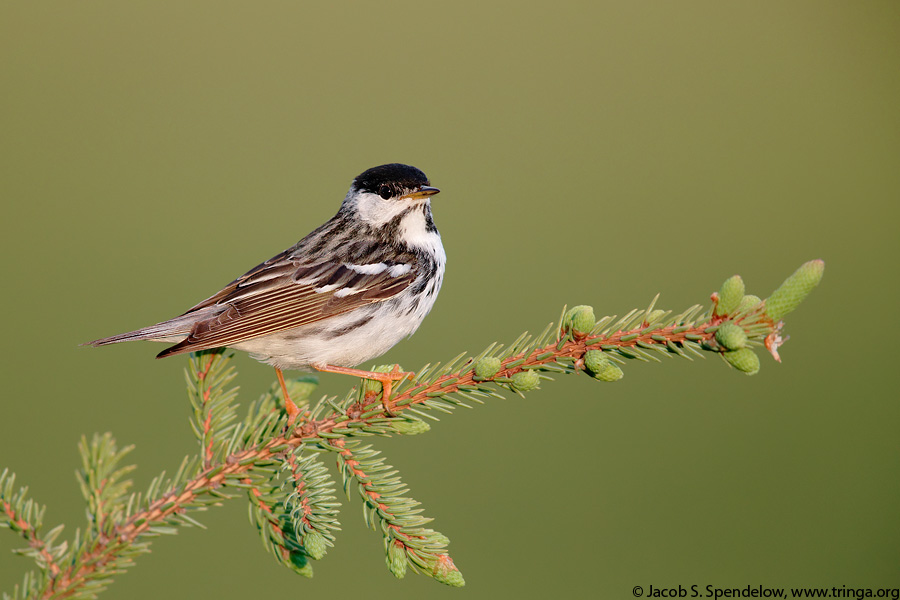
[87, 163, 444, 422]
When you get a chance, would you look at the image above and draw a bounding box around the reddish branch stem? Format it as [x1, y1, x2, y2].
[199, 353, 217, 469]
[285, 453, 313, 530]
[40, 317, 746, 599]
[331, 439, 427, 559]
[246, 479, 293, 563]
[2, 500, 61, 578]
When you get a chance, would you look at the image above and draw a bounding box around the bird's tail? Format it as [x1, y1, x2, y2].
[83, 313, 202, 347]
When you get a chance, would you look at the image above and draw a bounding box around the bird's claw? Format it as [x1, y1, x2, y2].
[378, 365, 415, 417]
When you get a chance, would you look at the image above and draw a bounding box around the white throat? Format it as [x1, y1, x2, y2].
[399, 208, 440, 252]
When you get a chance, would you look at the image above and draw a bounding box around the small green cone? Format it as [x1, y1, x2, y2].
[473, 356, 501, 380]
[433, 555, 465, 587]
[387, 542, 407, 579]
[583, 349, 607, 373]
[303, 531, 327, 560]
[391, 419, 431, 435]
[564, 305, 596, 337]
[511, 369, 541, 392]
[737, 294, 762, 313]
[723, 348, 760, 375]
[715, 323, 748, 351]
[596, 361, 623, 382]
[584, 350, 623, 381]
[716, 275, 745, 316]
[289, 551, 314, 578]
[764, 259, 825, 321]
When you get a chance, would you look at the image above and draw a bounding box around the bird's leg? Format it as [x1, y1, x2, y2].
[275, 368, 300, 425]
[312, 363, 415, 416]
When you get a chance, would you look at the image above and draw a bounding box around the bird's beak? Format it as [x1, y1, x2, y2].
[401, 186, 440, 200]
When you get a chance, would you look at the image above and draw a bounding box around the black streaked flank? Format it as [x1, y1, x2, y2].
[423, 204, 437, 234]
[408, 251, 438, 295]
[323, 312, 376, 340]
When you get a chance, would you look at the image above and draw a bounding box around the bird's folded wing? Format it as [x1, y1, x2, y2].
[156, 255, 416, 358]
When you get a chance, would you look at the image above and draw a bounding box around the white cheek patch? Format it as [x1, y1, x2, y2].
[352, 192, 410, 227]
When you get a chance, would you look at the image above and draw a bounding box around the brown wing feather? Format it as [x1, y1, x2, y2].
[156, 258, 415, 359]
[177, 249, 296, 314]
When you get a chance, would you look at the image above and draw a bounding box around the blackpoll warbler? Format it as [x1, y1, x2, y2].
[87, 164, 444, 421]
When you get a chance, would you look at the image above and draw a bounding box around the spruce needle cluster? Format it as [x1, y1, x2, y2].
[1, 260, 824, 598]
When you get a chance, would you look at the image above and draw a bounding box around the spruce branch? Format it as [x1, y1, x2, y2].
[0, 470, 63, 579]
[2, 260, 823, 599]
[76, 434, 136, 537]
[245, 468, 314, 577]
[329, 438, 459, 584]
[186, 351, 239, 469]
[281, 449, 340, 560]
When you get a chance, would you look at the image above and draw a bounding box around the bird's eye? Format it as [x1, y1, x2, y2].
[378, 184, 393, 200]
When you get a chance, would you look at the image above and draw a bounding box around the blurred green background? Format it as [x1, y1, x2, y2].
[2, 1, 898, 598]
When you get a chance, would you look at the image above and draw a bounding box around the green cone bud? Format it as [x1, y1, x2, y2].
[716, 275, 745, 316]
[564, 305, 596, 337]
[737, 294, 762, 313]
[303, 530, 327, 560]
[473, 356, 501, 379]
[723, 348, 760, 375]
[433, 555, 465, 587]
[387, 542, 407, 579]
[511, 369, 540, 392]
[583, 350, 607, 373]
[392, 419, 431, 435]
[584, 350, 623, 381]
[591, 357, 624, 382]
[289, 551, 314, 578]
[715, 323, 748, 351]
[764, 259, 825, 321]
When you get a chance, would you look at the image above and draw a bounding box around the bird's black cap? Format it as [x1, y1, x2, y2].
[353, 163, 430, 195]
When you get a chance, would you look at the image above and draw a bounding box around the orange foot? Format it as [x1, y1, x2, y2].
[312, 363, 414, 416]
[275, 367, 301, 426]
